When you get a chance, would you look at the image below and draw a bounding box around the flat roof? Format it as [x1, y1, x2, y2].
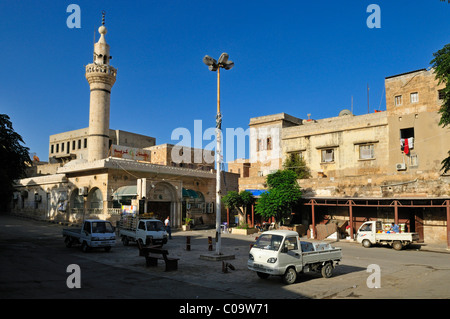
[385, 68, 427, 79]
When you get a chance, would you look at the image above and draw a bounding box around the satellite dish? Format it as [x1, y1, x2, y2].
[339, 109, 353, 117]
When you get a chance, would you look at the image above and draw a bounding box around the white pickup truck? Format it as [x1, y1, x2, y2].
[356, 221, 419, 250]
[248, 230, 342, 285]
[118, 217, 168, 246]
[62, 219, 116, 252]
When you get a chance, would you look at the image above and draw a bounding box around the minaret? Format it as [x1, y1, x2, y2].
[85, 13, 117, 162]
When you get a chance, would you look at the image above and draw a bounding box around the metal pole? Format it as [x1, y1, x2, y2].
[446, 200, 450, 250]
[215, 67, 222, 255]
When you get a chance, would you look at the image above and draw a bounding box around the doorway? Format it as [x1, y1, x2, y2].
[409, 209, 424, 242]
[147, 201, 171, 221]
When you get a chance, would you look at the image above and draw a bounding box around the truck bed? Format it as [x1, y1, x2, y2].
[302, 248, 342, 265]
[375, 232, 419, 241]
[62, 228, 82, 237]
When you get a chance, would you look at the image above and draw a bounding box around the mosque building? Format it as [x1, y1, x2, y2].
[12, 18, 238, 228]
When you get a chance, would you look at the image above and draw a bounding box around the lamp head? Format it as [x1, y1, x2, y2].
[218, 53, 229, 64]
[203, 55, 217, 67]
[223, 60, 234, 70]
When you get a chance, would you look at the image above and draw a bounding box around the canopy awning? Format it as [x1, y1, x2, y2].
[182, 188, 199, 199]
[112, 185, 137, 199]
[245, 189, 268, 197]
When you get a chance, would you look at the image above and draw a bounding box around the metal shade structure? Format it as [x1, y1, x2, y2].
[202, 52, 234, 256]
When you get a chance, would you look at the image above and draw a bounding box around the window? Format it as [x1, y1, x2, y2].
[267, 137, 272, 151]
[283, 236, 298, 252]
[359, 144, 375, 160]
[67, 142, 70, 154]
[256, 139, 263, 152]
[56, 144, 59, 153]
[253, 234, 283, 251]
[400, 127, 414, 139]
[78, 139, 81, 149]
[51, 145, 54, 154]
[410, 154, 419, 167]
[395, 95, 402, 106]
[72, 140, 76, 150]
[438, 89, 445, 100]
[84, 138, 87, 148]
[84, 222, 91, 234]
[61, 142, 64, 152]
[360, 223, 372, 232]
[321, 149, 334, 163]
[410, 92, 419, 103]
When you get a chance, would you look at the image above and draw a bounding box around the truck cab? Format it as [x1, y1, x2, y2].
[119, 218, 168, 246]
[63, 219, 116, 252]
[356, 220, 382, 246]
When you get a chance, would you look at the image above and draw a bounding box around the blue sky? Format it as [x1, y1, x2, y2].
[1, 0, 449, 162]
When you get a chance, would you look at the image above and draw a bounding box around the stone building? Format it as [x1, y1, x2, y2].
[231, 68, 450, 247]
[12, 20, 238, 228]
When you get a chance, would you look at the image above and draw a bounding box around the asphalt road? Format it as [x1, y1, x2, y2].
[1, 214, 449, 304]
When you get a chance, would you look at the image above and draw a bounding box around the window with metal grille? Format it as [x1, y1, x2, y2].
[321, 149, 334, 163]
[359, 144, 375, 160]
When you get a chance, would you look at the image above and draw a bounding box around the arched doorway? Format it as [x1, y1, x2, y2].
[88, 187, 104, 213]
[147, 182, 180, 227]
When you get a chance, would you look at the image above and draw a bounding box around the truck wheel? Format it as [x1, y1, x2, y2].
[362, 239, 372, 248]
[81, 242, 89, 253]
[321, 263, 333, 278]
[393, 241, 403, 251]
[282, 267, 297, 285]
[256, 272, 270, 279]
[64, 237, 72, 248]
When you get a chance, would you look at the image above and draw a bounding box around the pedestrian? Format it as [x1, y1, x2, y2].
[165, 216, 172, 239]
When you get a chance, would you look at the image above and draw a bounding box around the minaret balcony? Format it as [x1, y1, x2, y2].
[85, 63, 117, 77]
[85, 63, 117, 86]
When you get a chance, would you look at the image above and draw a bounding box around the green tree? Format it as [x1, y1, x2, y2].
[0, 114, 31, 211]
[282, 153, 311, 179]
[255, 170, 302, 225]
[222, 190, 255, 225]
[431, 43, 450, 173]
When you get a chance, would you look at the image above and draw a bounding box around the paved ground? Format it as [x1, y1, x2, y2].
[1, 214, 449, 303]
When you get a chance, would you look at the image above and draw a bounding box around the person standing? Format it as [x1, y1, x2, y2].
[164, 216, 172, 239]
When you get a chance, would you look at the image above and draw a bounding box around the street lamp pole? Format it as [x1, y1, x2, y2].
[203, 53, 234, 256]
[216, 66, 222, 255]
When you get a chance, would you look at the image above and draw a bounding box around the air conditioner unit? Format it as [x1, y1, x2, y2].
[78, 187, 88, 196]
[396, 163, 406, 171]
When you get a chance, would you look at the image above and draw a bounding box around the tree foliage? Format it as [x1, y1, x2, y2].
[0, 114, 31, 210]
[222, 190, 255, 220]
[282, 153, 311, 179]
[255, 170, 302, 223]
[430, 43, 450, 173]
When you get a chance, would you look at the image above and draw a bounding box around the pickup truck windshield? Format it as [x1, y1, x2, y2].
[146, 221, 164, 231]
[92, 222, 114, 233]
[253, 234, 283, 251]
